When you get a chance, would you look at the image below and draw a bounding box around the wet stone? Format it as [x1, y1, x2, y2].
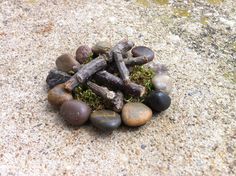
[90, 110, 121, 130]
[60, 100, 91, 126]
[152, 74, 172, 94]
[131, 46, 154, 60]
[46, 69, 71, 89]
[47, 83, 73, 107]
[122, 103, 152, 127]
[56, 54, 80, 72]
[145, 91, 171, 112]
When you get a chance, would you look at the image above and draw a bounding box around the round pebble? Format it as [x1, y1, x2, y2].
[60, 100, 91, 126]
[122, 103, 152, 127]
[92, 41, 112, 56]
[152, 74, 172, 94]
[47, 83, 73, 107]
[56, 54, 79, 72]
[90, 110, 121, 130]
[131, 46, 154, 60]
[145, 91, 171, 112]
[76, 45, 93, 64]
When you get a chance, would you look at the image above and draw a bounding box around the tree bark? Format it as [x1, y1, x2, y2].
[93, 70, 146, 97]
[76, 56, 107, 84]
[86, 81, 116, 100]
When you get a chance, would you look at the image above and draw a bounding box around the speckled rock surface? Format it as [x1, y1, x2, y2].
[0, 0, 235, 175]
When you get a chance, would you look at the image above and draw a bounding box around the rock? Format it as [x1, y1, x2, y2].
[152, 74, 172, 94]
[92, 41, 112, 56]
[145, 91, 171, 112]
[56, 54, 80, 72]
[122, 103, 152, 127]
[60, 100, 91, 126]
[46, 69, 71, 89]
[47, 83, 73, 107]
[150, 63, 168, 74]
[90, 110, 121, 130]
[131, 46, 154, 60]
[76, 45, 93, 64]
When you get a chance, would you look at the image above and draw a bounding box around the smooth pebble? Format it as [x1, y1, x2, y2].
[152, 74, 172, 94]
[90, 110, 121, 130]
[122, 103, 152, 127]
[56, 54, 79, 72]
[131, 46, 154, 60]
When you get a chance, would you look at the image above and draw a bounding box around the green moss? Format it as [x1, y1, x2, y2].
[83, 54, 94, 64]
[126, 65, 155, 102]
[74, 86, 105, 110]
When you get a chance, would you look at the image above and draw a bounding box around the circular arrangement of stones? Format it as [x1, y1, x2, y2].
[46, 40, 172, 131]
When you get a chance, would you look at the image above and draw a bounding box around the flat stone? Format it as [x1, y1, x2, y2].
[122, 103, 152, 127]
[60, 100, 91, 126]
[152, 74, 172, 94]
[56, 54, 80, 72]
[90, 110, 121, 130]
[131, 46, 154, 60]
[47, 83, 73, 107]
[145, 91, 171, 112]
[46, 69, 71, 89]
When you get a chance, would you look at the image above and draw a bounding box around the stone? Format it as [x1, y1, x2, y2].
[92, 41, 112, 56]
[60, 100, 91, 126]
[152, 74, 172, 94]
[46, 69, 71, 89]
[90, 110, 121, 130]
[56, 54, 80, 72]
[145, 91, 171, 112]
[47, 83, 73, 107]
[75, 45, 93, 64]
[131, 46, 154, 60]
[122, 103, 152, 127]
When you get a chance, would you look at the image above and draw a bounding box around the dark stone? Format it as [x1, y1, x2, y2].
[122, 103, 152, 127]
[60, 100, 91, 126]
[46, 69, 71, 89]
[90, 110, 121, 130]
[76, 45, 93, 64]
[145, 91, 171, 112]
[131, 46, 154, 60]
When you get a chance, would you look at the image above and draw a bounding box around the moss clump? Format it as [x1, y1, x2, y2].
[126, 65, 155, 102]
[74, 86, 104, 110]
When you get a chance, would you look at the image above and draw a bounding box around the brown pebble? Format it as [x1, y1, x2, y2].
[47, 83, 73, 107]
[56, 54, 79, 72]
[60, 100, 91, 126]
[122, 102, 152, 127]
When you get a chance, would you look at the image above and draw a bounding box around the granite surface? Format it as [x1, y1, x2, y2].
[0, 0, 235, 175]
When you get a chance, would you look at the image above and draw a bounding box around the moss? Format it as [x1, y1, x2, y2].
[83, 54, 94, 64]
[126, 65, 155, 102]
[74, 86, 105, 110]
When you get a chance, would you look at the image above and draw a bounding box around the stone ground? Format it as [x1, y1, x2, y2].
[0, 0, 235, 175]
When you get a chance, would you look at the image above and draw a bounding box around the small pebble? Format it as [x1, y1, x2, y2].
[46, 69, 71, 89]
[152, 74, 172, 94]
[47, 83, 73, 107]
[122, 102, 152, 127]
[60, 100, 91, 126]
[131, 46, 154, 60]
[56, 54, 79, 72]
[92, 41, 112, 56]
[76, 45, 93, 64]
[90, 110, 121, 130]
[145, 91, 171, 112]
